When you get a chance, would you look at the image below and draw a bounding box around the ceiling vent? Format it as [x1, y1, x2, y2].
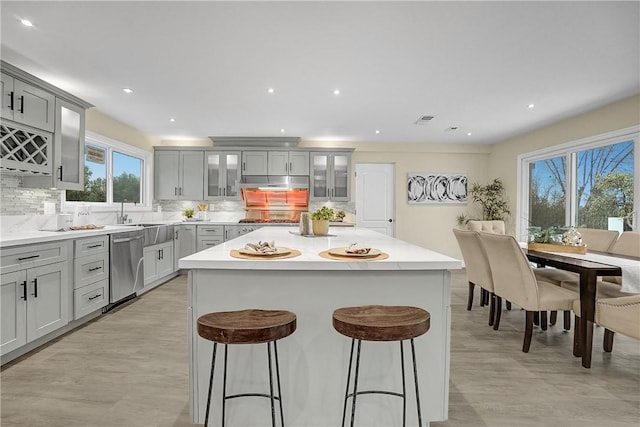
[445, 126, 458, 132]
[209, 136, 301, 147]
[414, 115, 435, 125]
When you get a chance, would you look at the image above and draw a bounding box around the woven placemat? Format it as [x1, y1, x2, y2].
[230, 248, 301, 260]
[318, 249, 389, 261]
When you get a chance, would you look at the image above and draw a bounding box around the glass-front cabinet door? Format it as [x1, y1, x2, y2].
[331, 153, 350, 201]
[310, 153, 329, 200]
[310, 152, 351, 201]
[204, 151, 240, 200]
[54, 98, 84, 191]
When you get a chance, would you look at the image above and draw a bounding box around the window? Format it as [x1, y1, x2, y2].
[518, 126, 639, 239]
[63, 132, 151, 210]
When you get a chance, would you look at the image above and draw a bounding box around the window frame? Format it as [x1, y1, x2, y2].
[61, 131, 153, 212]
[517, 125, 639, 240]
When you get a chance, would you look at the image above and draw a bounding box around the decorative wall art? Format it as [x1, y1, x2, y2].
[408, 173, 468, 204]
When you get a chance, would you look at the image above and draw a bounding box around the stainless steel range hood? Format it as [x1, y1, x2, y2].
[240, 175, 309, 190]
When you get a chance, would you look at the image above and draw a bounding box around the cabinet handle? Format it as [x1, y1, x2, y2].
[174, 187, 178, 196]
[243, 162, 246, 171]
[32, 278, 38, 298]
[8, 91, 14, 111]
[179, 187, 183, 196]
[17, 255, 40, 261]
[88, 266, 102, 272]
[88, 294, 102, 301]
[289, 162, 292, 173]
[157, 249, 161, 260]
[20, 281, 27, 301]
[18, 95, 24, 114]
[58, 165, 63, 181]
[87, 244, 102, 249]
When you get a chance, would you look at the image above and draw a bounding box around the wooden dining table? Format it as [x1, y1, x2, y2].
[525, 249, 622, 368]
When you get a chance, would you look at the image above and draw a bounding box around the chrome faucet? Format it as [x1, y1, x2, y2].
[117, 199, 129, 224]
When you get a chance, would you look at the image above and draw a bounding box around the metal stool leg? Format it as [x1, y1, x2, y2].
[410, 339, 423, 427]
[274, 340, 285, 427]
[400, 341, 407, 427]
[222, 344, 228, 427]
[204, 343, 217, 427]
[350, 340, 362, 427]
[341, 339, 356, 427]
[267, 342, 277, 427]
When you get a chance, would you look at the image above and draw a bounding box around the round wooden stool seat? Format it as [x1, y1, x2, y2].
[198, 309, 297, 345]
[333, 305, 430, 342]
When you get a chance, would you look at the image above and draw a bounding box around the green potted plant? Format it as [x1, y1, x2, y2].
[456, 178, 510, 226]
[182, 207, 195, 219]
[335, 210, 346, 222]
[310, 206, 335, 235]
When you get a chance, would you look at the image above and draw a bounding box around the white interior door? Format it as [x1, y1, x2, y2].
[355, 163, 395, 235]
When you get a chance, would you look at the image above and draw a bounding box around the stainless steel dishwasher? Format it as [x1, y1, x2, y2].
[108, 229, 144, 309]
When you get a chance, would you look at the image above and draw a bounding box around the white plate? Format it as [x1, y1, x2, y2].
[238, 247, 292, 256]
[328, 247, 381, 258]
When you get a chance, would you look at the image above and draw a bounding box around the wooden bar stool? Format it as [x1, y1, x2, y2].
[197, 309, 297, 427]
[333, 305, 430, 427]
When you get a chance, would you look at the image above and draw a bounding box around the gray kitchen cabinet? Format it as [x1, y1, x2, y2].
[0, 71, 55, 132]
[22, 97, 85, 190]
[204, 151, 241, 200]
[197, 225, 224, 251]
[174, 225, 197, 270]
[73, 236, 108, 319]
[1, 62, 91, 185]
[310, 152, 352, 201]
[1, 254, 69, 356]
[143, 241, 174, 286]
[224, 224, 260, 241]
[241, 151, 268, 175]
[267, 151, 309, 175]
[154, 150, 204, 200]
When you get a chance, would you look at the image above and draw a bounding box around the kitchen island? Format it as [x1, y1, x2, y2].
[180, 227, 461, 427]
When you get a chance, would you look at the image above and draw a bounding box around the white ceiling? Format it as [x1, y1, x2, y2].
[1, 1, 638, 145]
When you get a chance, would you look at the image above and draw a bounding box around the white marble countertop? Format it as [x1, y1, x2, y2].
[179, 226, 462, 271]
[0, 225, 142, 248]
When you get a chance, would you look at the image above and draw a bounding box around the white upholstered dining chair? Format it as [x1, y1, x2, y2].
[453, 228, 497, 325]
[467, 220, 505, 235]
[573, 294, 640, 353]
[478, 232, 580, 352]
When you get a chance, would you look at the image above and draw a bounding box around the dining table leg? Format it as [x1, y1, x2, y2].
[578, 270, 598, 368]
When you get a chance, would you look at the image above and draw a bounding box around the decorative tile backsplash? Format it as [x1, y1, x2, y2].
[1, 174, 355, 228]
[1, 175, 61, 215]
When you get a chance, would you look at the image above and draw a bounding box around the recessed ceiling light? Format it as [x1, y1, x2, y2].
[375, 130, 380, 134]
[333, 89, 340, 95]
[267, 88, 275, 94]
[528, 103, 535, 109]
[169, 118, 176, 123]
[467, 132, 473, 136]
[20, 19, 33, 27]
[280, 128, 285, 133]
[122, 88, 134, 94]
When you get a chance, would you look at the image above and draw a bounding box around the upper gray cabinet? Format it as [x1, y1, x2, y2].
[1, 62, 91, 186]
[22, 98, 85, 190]
[267, 151, 309, 175]
[204, 151, 241, 201]
[241, 151, 268, 175]
[0, 72, 55, 132]
[154, 150, 204, 200]
[310, 151, 352, 201]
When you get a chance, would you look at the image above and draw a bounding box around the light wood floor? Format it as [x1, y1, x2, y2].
[1, 270, 639, 426]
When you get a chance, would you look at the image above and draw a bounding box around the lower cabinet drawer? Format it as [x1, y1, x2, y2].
[74, 253, 109, 289]
[197, 238, 224, 251]
[74, 279, 108, 319]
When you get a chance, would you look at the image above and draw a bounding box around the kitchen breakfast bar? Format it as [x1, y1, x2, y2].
[179, 227, 462, 426]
